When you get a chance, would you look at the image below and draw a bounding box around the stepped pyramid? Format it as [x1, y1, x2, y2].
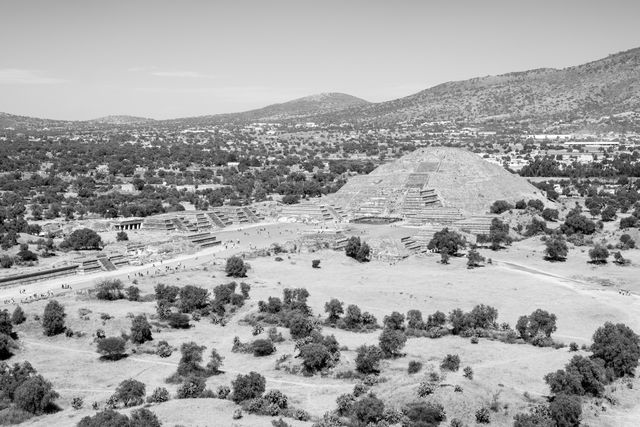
[327, 147, 551, 223]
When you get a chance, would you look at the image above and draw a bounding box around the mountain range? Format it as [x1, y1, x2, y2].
[1, 47, 639, 129]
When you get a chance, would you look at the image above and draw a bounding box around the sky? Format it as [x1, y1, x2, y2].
[1, 0, 639, 120]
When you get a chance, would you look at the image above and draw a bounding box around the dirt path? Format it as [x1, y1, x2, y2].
[22, 340, 351, 390]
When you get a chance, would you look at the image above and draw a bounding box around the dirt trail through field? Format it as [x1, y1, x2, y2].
[22, 340, 351, 389]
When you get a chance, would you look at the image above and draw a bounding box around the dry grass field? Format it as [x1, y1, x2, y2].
[1, 222, 638, 426]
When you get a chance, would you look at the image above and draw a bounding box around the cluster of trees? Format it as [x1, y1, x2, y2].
[324, 299, 379, 332]
[519, 154, 640, 178]
[539, 322, 640, 427]
[0, 361, 59, 422]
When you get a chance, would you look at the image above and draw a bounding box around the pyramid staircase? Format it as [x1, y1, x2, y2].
[96, 256, 117, 271]
[187, 232, 221, 248]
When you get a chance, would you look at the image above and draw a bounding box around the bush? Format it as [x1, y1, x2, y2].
[516, 309, 558, 341]
[147, 387, 170, 403]
[591, 322, 640, 377]
[378, 328, 407, 357]
[463, 366, 473, 379]
[116, 231, 128, 241]
[252, 339, 276, 357]
[130, 315, 152, 344]
[97, 337, 126, 360]
[42, 300, 66, 336]
[351, 394, 385, 425]
[226, 256, 247, 277]
[95, 279, 125, 300]
[542, 208, 559, 222]
[77, 409, 130, 427]
[0, 334, 17, 360]
[155, 283, 180, 303]
[475, 407, 491, 423]
[130, 408, 161, 427]
[114, 379, 146, 407]
[176, 376, 206, 399]
[490, 200, 513, 214]
[312, 259, 320, 268]
[217, 385, 231, 399]
[240, 282, 251, 298]
[403, 401, 446, 426]
[300, 343, 331, 373]
[0, 255, 14, 269]
[440, 354, 460, 371]
[549, 394, 581, 427]
[11, 306, 25, 325]
[125, 286, 140, 302]
[355, 345, 384, 375]
[178, 285, 209, 313]
[71, 397, 84, 410]
[408, 360, 422, 374]
[13, 374, 59, 414]
[167, 313, 190, 329]
[156, 340, 172, 358]
[289, 314, 314, 339]
[561, 213, 596, 235]
[232, 372, 266, 403]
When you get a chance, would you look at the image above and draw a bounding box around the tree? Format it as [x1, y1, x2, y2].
[13, 374, 59, 414]
[231, 371, 266, 403]
[289, 314, 314, 339]
[0, 255, 13, 269]
[544, 235, 568, 261]
[97, 337, 127, 360]
[466, 248, 485, 268]
[177, 342, 206, 377]
[355, 345, 384, 374]
[60, 228, 103, 250]
[114, 378, 146, 407]
[527, 199, 545, 212]
[379, 328, 406, 357]
[548, 394, 581, 427]
[116, 231, 128, 241]
[130, 315, 152, 344]
[226, 256, 247, 277]
[440, 354, 461, 371]
[16, 248, 38, 262]
[383, 312, 405, 331]
[427, 228, 466, 256]
[588, 244, 609, 264]
[324, 299, 343, 323]
[601, 205, 617, 222]
[487, 218, 512, 250]
[312, 259, 321, 268]
[42, 300, 65, 336]
[206, 348, 224, 374]
[591, 322, 640, 377]
[344, 304, 362, 328]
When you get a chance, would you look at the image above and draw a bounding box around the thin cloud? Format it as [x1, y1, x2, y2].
[150, 70, 215, 79]
[0, 69, 66, 85]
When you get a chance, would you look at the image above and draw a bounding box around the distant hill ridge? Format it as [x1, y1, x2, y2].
[2, 47, 640, 128]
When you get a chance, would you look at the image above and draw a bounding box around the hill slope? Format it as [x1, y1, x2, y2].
[320, 47, 640, 124]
